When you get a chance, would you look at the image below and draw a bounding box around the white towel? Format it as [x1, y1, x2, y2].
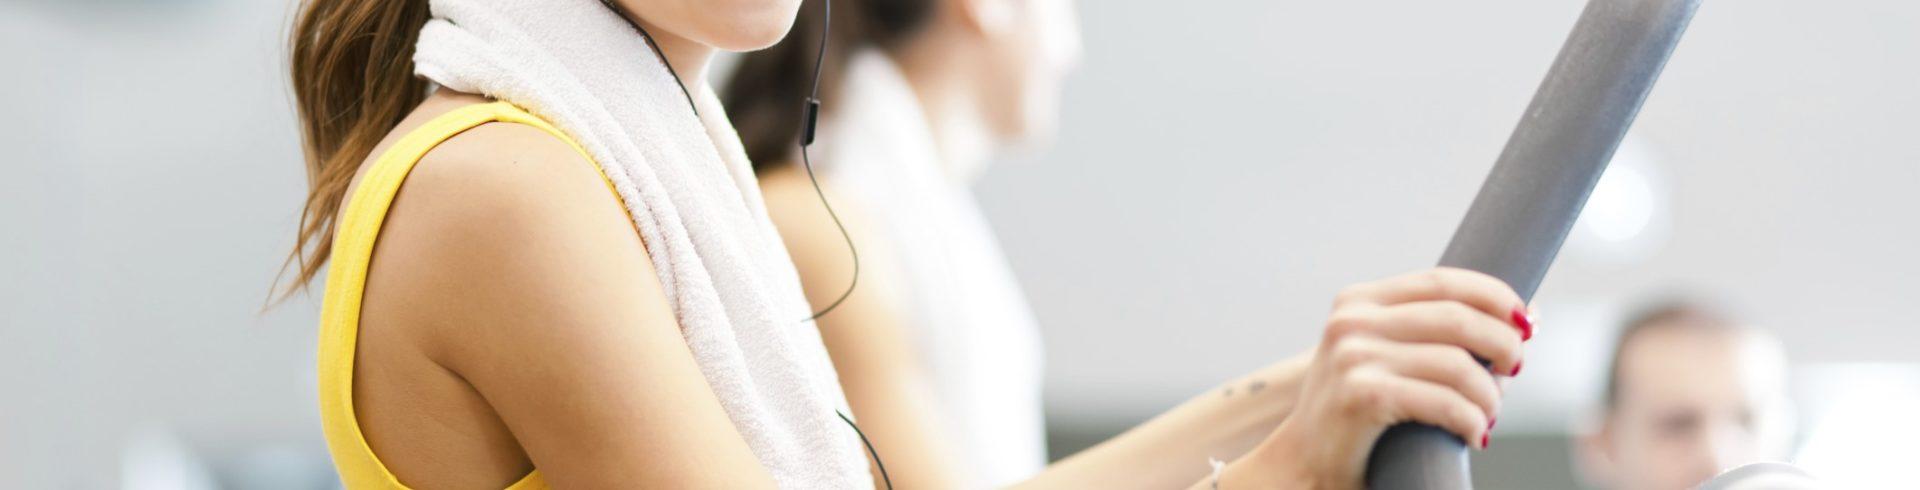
[413, 0, 872, 486]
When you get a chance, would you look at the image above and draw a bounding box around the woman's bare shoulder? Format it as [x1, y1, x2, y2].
[362, 94, 653, 363]
[352, 95, 776, 487]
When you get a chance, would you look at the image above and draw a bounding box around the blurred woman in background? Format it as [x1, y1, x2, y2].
[283, 0, 1532, 487]
[726, 0, 1080, 485]
[729, 0, 1534, 488]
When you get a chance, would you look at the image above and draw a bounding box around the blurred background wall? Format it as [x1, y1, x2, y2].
[1, 0, 1914, 488]
[2, 1, 331, 488]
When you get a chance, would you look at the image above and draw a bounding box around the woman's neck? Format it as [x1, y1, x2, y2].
[635, 19, 715, 90]
[892, 47, 997, 184]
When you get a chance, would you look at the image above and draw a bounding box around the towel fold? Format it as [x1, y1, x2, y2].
[414, 0, 871, 485]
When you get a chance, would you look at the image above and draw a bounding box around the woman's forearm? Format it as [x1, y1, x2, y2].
[1011, 353, 1312, 490]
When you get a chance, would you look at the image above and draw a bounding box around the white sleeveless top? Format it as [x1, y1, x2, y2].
[813, 51, 1050, 487]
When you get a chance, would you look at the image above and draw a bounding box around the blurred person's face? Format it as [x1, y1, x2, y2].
[1583, 324, 1792, 490]
[971, 0, 1081, 146]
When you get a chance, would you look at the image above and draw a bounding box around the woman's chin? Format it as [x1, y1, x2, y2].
[714, 25, 796, 52]
[703, 1, 801, 52]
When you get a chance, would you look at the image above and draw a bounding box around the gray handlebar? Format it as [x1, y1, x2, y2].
[1363, 0, 1704, 488]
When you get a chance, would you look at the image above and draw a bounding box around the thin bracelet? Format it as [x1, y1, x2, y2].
[1208, 457, 1227, 489]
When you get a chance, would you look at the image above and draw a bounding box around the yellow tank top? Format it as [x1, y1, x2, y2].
[317, 102, 618, 489]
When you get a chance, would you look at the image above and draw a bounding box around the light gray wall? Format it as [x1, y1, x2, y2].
[1, 2, 325, 488]
[1, 0, 1913, 487]
[978, 0, 1920, 430]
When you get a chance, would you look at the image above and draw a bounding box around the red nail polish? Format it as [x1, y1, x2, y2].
[1509, 360, 1524, 377]
[1509, 306, 1534, 341]
[1482, 418, 1496, 448]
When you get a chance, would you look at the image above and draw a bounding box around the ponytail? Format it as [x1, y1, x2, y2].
[277, 0, 432, 298]
[723, 0, 934, 172]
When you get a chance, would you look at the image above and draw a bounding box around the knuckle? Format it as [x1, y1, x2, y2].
[1445, 301, 1480, 321]
[1339, 370, 1388, 412]
[1423, 269, 1455, 296]
[1446, 348, 1482, 376]
[1443, 266, 1494, 286]
[1328, 337, 1376, 371]
[1498, 334, 1524, 362]
[1454, 402, 1485, 431]
[1444, 304, 1478, 337]
[1443, 345, 1474, 368]
[1325, 308, 1374, 339]
[1468, 269, 1521, 303]
[1419, 304, 1474, 343]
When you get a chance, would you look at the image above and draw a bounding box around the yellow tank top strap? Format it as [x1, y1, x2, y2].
[318, 101, 611, 490]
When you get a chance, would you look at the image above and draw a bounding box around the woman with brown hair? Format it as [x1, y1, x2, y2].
[282, 0, 1533, 487]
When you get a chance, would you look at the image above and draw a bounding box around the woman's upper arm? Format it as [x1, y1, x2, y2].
[395, 123, 775, 488]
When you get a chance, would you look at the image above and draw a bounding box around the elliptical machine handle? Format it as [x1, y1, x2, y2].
[1364, 0, 1705, 488]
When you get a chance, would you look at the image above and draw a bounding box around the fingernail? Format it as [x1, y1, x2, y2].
[1509, 359, 1524, 377]
[1509, 305, 1535, 341]
[1482, 418, 1496, 449]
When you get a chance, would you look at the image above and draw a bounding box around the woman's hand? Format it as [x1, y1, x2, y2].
[1219, 268, 1532, 489]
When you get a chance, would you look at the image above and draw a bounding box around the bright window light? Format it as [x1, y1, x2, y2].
[1583, 164, 1657, 243]
[1567, 137, 1670, 265]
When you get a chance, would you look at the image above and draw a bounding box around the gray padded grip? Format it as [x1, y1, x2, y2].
[1364, 0, 1704, 488]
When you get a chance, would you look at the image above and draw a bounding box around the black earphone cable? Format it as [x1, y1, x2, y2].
[798, 0, 861, 323]
[796, 3, 889, 484]
[599, 2, 889, 488]
[837, 407, 893, 489]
